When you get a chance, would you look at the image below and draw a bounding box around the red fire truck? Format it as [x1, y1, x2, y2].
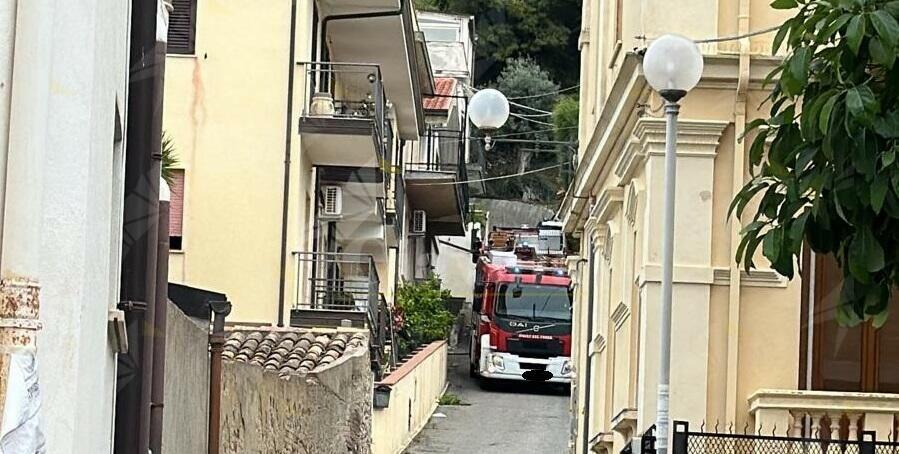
[468, 221, 573, 384]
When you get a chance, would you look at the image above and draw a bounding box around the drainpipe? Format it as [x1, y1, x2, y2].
[115, 0, 168, 450]
[581, 242, 596, 454]
[0, 0, 53, 446]
[277, 0, 298, 327]
[208, 301, 231, 454]
[149, 179, 171, 453]
[725, 0, 751, 424]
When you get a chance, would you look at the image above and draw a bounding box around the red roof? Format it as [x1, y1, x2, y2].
[423, 77, 457, 111]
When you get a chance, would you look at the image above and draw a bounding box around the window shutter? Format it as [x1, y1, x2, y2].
[169, 170, 185, 237]
[168, 0, 197, 55]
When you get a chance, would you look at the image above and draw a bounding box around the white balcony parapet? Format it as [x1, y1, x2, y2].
[749, 389, 899, 442]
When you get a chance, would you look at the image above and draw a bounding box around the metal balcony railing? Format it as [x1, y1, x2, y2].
[300, 61, 388, 145]
[405, 126, 470, 222]
[291, 251, 380, 325]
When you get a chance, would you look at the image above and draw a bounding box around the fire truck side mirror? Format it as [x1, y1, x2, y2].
[473, 283, 484, 312]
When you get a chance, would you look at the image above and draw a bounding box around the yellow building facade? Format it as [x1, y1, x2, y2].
[162, 0, 467, 330]
[564, 1, 899, 453]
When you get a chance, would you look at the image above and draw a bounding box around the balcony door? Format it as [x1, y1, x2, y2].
[802, 253, 899, 392]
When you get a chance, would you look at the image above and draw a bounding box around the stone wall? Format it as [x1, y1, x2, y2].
[162, 302, 210, 453]
[220, 345, 372, 454]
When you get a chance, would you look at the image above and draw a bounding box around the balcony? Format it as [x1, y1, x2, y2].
[403, 128, 469, 236]
[749, 389, 899, 442]
[290, 252, 381, 329]
[298, 62, 388, 168]
[313, 0, 433, 139]
[316, 166, 389, 263]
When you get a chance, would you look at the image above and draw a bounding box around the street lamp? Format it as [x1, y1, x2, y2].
[468, 88, 510, 150]
[642, 34, 703, 454]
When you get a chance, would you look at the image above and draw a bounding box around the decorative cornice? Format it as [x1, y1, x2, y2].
[614, 118, 729, 182]
[712, 268, 787, 288]
[590, 187, 624, 222]
[611, 301, 630, 330]
[601, 233, 614, 262]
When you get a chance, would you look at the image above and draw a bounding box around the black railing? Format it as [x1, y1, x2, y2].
[291, 251, 380, 328]
[300, 61, 388, 149]
[406, 126, 470, 222]
[390, 169, 405, 240]
[633, 421, 899, 454]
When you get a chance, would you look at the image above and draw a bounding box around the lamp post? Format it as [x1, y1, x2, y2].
[468, 88, 510, 150]
[641, 34, 704, 454]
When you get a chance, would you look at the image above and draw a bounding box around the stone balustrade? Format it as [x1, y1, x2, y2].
[749, 389, 899, 442]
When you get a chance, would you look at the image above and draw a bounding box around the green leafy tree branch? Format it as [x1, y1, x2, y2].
[732, 0, 899, 326]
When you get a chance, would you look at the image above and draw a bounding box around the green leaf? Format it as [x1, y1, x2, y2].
[822, 13, 853, 40]
[846, 85, 878, 122]
[871, 10, 899, 48]
[789, 48, 812, 88]
[819, 94, 840, 134]
[773, 21, 792, 55]
[763, 227, 784, 264]
[771, 0, 798, 8]
[884, 148, 896, 167]
[873, 109, 899, 138]
[873, 308, 890, 328]
[847, 14, 867, 55]
[852, 226, 886, 277]
[869, 36, 897, 68]
[886, 1, 899, 18]
[872, 176, 889, 213]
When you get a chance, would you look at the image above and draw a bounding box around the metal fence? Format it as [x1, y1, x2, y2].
[291, 251, 380, 323]
[633, 421, 899, 454]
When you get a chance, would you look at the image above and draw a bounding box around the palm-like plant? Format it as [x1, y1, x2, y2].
[161, 132, 179, 186]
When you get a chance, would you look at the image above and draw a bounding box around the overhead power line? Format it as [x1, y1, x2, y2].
[511, 113, 555, 126]
[406, 163, 565, 186]
[509, 84, 580, 100]
[694, 25, 780, 44]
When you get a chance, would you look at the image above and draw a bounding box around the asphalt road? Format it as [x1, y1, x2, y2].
[405, 351, 571, 454]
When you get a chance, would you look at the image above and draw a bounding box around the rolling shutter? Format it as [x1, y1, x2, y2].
[168, 0, 197, 55]
[169, 170, 185, 238]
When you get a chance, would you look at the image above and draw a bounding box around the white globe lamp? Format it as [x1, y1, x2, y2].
[642, 34, 703, 102]
[468, 88, 510, 150]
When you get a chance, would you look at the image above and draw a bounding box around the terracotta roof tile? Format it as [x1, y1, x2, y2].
[223, 327, 367, 378]
[423, 77, 457, 111]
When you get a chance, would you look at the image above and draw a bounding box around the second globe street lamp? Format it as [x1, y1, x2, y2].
[641, 33, 704, 454]
[468, 88, 510, 150]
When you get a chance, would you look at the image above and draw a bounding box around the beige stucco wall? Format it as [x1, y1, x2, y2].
[162, 303, 210, 454]
[164, 0, 315, 323]
[371, 341, 448, 454]
[568, 1, 802, 452]
[221, 346, 373, 453]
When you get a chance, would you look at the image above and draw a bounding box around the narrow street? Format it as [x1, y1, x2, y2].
[405, 351, 571, 454]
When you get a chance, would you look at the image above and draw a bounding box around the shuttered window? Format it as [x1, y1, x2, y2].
[168, 0, 197, 55]
[169, 170, 185, 250]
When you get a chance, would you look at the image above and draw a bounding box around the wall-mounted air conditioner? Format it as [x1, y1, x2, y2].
[322, 185, 343, 217]
[411, 210, 426, 235]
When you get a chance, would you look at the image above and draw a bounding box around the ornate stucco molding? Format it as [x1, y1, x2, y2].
[614, 118, 729, 182]
[712, 268, 787, 288]
[611, 301, 630, 330]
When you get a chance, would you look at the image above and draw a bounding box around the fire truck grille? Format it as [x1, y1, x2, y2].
[506, 338, 564, 359]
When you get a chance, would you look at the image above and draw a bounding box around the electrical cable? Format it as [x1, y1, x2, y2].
[511, 113, 555, 126]
[509, 84, 580, 100]
[406, 163, 565, 186]
[694, 25, 780, 43]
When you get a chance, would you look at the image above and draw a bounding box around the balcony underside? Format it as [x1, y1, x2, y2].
[404, 170, 464, 236]
[299, 117, 381, 167]
[316, 0, 430, 139]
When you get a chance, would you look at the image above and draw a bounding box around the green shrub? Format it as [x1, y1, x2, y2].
[394, 275, 454, 357]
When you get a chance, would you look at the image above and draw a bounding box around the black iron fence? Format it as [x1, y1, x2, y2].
[633, 421, 899, 454]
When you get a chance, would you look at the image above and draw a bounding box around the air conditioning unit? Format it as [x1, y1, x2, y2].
[322, 186, 343, 217]
[411, 210, 426, 235]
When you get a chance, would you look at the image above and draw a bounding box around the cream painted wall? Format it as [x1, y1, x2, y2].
[164, 0, 314, 323]
[567, 1, 806, 451]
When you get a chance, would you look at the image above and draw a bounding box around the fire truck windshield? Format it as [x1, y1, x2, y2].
[495, 284, 572, 322]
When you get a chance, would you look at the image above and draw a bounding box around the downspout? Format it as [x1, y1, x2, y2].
[150, 5, 173, 451]
[116, 0, 167, 449]
[277, 0, 298, 327]
[0, 0, 53, 444]
[150, 179, 171, 453]
[208, 300, 231, 454]
[581, 242, 596, 454]
[725, 0, 751, 424]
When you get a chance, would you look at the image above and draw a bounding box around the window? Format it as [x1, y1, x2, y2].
[495, 284, 572, 322]
[169, 169, 185, 250]
[802, 253, 899, 392]
[168, 0, 197, 55]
